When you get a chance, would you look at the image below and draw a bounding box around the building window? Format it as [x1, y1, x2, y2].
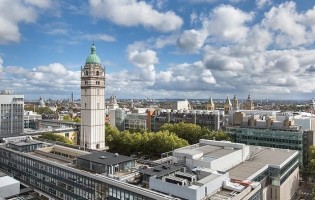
[96, 81, 100, 85]
[85, 70, 88, 76]
[96, 71, 99, 76]
[85, 103, 87, 109]
[85, 81, 88, 85]
[97, 103, 99, 109]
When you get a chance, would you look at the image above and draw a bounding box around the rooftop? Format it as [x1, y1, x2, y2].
[77, 151, 136, 165]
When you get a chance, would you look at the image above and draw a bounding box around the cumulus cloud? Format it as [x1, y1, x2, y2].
[89, 0, 183, 32]
[177, 5, 253, 53]
[256, 0, 271, 9]
[262, 1, 315, 47]
[127, 49, 158, 85]
[0, 0, 51, 44]
[0, 58, 80, 95]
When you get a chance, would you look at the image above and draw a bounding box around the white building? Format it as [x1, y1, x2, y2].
[0, 91, 24, 135]
[80, 44, 106, 150]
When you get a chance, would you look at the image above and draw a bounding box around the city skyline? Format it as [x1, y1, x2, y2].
[1, 0, 315, 100]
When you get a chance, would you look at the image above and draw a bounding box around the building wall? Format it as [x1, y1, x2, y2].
[279, 167, 299, 200]
[0, 95, 24, 135]
[54, 131, 77, 145]
[0, 146, 172, 200]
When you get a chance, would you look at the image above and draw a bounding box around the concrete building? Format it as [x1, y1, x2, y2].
[151, 109, 224, 131]
[80, 44, 106, 150]
[226, 111, 315, 166]
[0, 138, 175, 200]
[145, 139, 299, 200]
[0, 176, 20, 198]
[0, 91, 24, 135]
[24, 111, 42, 129]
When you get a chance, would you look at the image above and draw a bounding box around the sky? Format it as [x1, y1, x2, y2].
[1, 0, 315, 100]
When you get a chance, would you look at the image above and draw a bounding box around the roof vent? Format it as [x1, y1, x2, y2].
[99, 156, 107, 159]
[114, 153, 119, 157]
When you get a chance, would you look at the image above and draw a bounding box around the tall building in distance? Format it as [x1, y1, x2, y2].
[80, 44, 106, 150]
[0, 90, 24, 135]
[224, 96, 232, 114]
[245, 93, 254, 110]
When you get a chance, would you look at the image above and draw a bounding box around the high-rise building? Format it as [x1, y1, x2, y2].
[0, 91, 24, 135]
[80, 44, 106, 150]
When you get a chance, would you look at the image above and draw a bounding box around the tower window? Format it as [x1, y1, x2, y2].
[85, 71, 88, 76]
[85, 81, 88, 85]
[97, 103, 99, 109]
[96, 71, 99, 76]
[85, 103, 87, 109]
[96, 81, 100, 85]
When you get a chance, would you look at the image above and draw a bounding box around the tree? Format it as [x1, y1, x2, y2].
[160, 122, 202, 144]
[39, 133, 73, 145]
[161, 122, 230, 144]
[105, 123, 188, 157]
[63, 114, 72, 121]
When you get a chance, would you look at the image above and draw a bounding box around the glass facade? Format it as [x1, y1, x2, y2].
[226, 127, 303, 164]
[251, 154, 299, 187]
[0, 147, 164, 200]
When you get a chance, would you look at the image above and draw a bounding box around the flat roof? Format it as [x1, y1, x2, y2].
[140, 164, 183, 178]
[10, 140, 43, 147]
[0, 176, 20, 187]
[228, 146, 298, 180]
[78, 151, 136, 165]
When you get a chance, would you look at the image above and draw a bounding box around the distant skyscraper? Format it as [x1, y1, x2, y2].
[80, 44, 106, 150]
[0, 91, 24, 135]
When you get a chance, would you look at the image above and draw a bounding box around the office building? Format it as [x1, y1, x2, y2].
[0, 138, 174, 200]
[80, 44, 106, 150]
[0, 91, 24, 135]
[140, 139, 299, 200]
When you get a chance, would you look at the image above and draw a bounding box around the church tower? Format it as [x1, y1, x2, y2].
[245, 94, 254, 110]
[206, 97, 215, 110]
[232, 94, 239, 110]
[81, 44, 106, 150]
[224, 96, 232, 115]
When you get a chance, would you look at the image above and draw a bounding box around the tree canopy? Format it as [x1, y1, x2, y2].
[105, 123, 188, 157]
[39, 133, 73, 145]
[160, 122, 230, 144]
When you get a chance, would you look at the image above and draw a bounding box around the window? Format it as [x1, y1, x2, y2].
[96, 71, 99, 76]
[96, 81, 100, 85]
[97, 103, 99, 109]
[85, 81, 88, 85]
[85, 103, 87, 109]
[85, 70, 88, 76]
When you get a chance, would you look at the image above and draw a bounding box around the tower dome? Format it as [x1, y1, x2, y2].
[85, 44, 101, 64]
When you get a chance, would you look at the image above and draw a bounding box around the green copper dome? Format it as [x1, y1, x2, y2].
[85, 44, 101, 64]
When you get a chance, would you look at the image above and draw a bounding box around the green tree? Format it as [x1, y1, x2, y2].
[35, 107, 54, 114]
[160, 122, 202, 144]
[63, 114, 72, 121]
[39, 133, 73, 145]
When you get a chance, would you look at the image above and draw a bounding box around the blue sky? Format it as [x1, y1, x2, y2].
[1, 0, 315, 100]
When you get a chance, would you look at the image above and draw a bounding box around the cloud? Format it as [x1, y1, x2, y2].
[0, 0, 52, 44]
[89, 0, 183, 32]
[82, 34, 116, 42]
[206, 5, 253, 42]
[256, 0, 271, 8]
[176, 5, 253, 53]
[177, 29, 208, 53]
[262, 1, 315, 48]
[127, 49, 158, 85]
